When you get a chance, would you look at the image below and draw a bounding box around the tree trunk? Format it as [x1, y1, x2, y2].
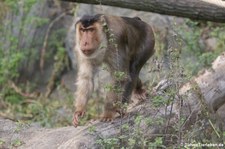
[62, 0, 225, 23]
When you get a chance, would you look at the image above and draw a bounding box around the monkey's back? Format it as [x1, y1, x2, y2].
[104, 15, 155, 59]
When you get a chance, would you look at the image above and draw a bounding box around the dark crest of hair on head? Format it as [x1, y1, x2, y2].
[79, 14, 102, 28]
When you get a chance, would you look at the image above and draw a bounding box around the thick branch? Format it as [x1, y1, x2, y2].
[62, 0, 225, 23]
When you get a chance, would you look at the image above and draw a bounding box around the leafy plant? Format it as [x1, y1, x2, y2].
[176, 19, 224, 75]
[0, 0, 38, 85]
[11, 139, 24, 147]
[97, 137, 119, 148]
[0, 139, 5, 146]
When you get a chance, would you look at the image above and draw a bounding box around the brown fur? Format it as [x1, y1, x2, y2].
[73, 14, 155, 126]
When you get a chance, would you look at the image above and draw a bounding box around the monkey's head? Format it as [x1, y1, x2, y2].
[75, 14, 107, 57]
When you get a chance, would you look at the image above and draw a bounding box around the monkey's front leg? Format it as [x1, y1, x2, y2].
[73, 62, 94, 126]
[101, 91, 120, 121]
[101, 80, 128, 121]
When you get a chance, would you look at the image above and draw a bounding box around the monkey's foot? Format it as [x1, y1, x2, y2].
[131, 88, 148, 104]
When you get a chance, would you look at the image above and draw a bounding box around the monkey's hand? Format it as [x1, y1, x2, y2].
[101, 110, 116, 122]
[73, 111, 85, 127]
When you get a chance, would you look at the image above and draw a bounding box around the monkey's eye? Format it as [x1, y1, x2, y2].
[88, 28, 95, 32]
[80, 28, 85, 32]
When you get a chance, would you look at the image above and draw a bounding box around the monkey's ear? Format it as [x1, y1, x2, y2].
[99, 15, 107, 27]
[74, 17, 81, 27]
[75, 22, 78, 28]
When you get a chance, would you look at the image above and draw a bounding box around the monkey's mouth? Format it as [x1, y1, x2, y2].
[81, 49, 94, 56]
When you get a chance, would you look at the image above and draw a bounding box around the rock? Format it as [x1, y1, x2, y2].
[205, 37, 217, 51]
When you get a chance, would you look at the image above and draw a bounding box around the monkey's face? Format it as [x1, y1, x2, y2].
[78, 24, 100, 56]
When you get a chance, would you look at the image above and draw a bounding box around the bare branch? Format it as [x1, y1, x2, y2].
[61, 0, 225, 23]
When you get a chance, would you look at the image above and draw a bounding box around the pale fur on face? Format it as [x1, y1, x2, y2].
[75, 17, 108, 61]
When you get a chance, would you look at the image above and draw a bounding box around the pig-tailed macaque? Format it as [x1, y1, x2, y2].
[73, 14, 155, 126]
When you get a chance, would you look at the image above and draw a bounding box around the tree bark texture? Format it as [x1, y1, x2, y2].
[61, 0, 225, 23]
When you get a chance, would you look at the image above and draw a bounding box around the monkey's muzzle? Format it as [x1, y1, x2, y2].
[81, 49, 94, 56]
